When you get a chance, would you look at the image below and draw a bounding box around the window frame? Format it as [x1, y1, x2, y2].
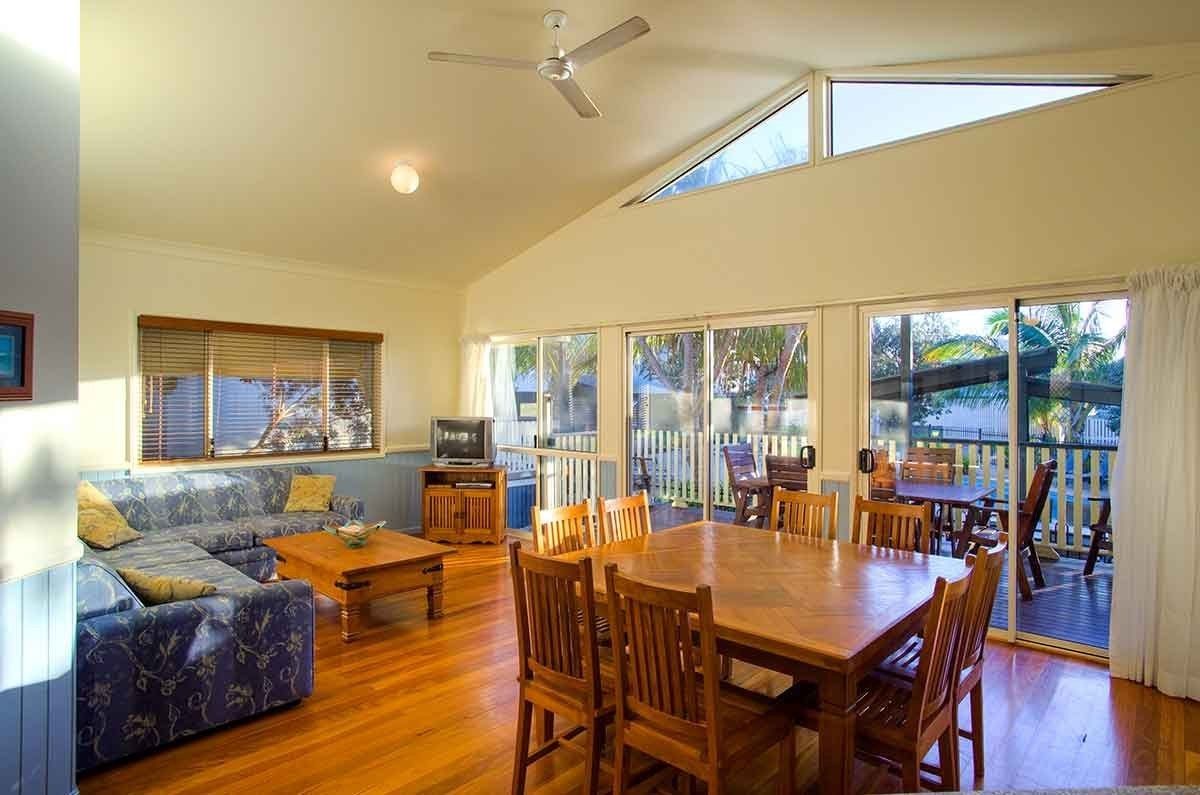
[823, 74, 1127, 159]
[135, 315, 385, 467]
[630, 78, 814, 205]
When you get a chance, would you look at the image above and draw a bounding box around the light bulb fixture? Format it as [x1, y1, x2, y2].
[390, 162, 420, 194]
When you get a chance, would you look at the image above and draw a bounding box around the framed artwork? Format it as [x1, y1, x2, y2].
[0, 310, 34, 401]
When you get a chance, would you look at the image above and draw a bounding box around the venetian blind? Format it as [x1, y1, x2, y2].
[137, 316, 383, 463]
[139, 326, 208, 463]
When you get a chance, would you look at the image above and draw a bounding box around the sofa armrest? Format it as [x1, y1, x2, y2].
[76, 579, 314, 770]
[330, 493, 365, 522]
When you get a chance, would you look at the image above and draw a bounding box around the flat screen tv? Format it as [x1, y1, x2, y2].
[431, 416, 495, 466]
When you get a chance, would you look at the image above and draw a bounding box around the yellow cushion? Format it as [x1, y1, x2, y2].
[77, 481, 143, 550]
[283, 474, 336, 512]
[117, 568, 216, 605]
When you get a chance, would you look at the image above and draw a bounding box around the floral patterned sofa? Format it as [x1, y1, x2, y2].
[75, 465, 364, 770]
[87, 464, 364, 581]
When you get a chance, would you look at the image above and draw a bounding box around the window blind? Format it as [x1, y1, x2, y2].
[139, 326, 208, 463]
[137, 316, 383, 463]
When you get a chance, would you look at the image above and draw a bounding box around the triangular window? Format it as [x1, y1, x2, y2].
[829, 80, 1114, 156]
[645, 91, 809, 202]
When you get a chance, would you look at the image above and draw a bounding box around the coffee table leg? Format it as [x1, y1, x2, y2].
[340, 605, 362, 642]
[426, 581, 444, 618]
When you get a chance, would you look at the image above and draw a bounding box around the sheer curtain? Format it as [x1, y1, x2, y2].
[459, 337, 492, 417]
[1110, 266, 1200, 698]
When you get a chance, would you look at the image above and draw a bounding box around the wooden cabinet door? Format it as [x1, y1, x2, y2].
[424, 487, 460, 535]
[460, 490, 496, 534]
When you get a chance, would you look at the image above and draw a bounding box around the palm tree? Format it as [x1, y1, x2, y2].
[921, 304, 1125, 443]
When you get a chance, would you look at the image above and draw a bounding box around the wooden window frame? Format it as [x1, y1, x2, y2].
[137, 315, 384, 466]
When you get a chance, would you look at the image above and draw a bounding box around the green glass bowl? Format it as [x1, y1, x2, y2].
[323, 523, 381, 548]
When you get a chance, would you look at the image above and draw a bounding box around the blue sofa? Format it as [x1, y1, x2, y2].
[75, 465, 364, 770]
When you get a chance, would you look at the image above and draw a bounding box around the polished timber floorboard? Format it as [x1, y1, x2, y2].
[80, 541, 1200, 795]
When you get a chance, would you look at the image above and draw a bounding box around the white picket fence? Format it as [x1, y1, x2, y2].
[631, 430, 810, 509]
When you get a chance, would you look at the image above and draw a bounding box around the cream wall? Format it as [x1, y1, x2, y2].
[79, 234, 462, 470]
[464, 43, 1200, 481]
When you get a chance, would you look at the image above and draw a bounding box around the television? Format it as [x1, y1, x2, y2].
[431, 416, 495, 466]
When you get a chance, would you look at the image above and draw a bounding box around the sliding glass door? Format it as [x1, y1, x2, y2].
[627, 330, 706, 529]
[1013, 296, 1126, 653]
[858, 291, 1126, 656]
[492, 334, 600, 532]
[625, 314, 819, 529]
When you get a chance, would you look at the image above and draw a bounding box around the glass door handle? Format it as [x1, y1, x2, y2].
[799, 445, 817, 469]
[857, 448, 876, 474]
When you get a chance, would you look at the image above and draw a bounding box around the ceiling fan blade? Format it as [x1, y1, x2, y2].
[553, 78, 601, 119]
[427, 51, 536, 70]
[566, 16, 650, 67]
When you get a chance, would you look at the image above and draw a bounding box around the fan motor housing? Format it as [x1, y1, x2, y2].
[537, 57, 573, 81]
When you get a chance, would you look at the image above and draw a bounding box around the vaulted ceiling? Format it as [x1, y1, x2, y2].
[81, 1, 1200, 286]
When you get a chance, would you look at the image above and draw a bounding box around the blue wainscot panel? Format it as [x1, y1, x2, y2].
[0, 560, 77, 795]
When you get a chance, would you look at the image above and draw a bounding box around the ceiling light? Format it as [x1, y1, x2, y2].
[390, 163, 420, 194]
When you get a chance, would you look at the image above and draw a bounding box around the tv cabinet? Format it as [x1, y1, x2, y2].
[420, 466, 507, 544]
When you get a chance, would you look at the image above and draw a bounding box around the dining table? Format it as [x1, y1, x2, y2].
[893, 478, 995, 557]
[556, 521, 969, 795]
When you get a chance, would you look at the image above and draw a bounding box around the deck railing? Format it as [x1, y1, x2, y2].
[629, 429, 1114, 558]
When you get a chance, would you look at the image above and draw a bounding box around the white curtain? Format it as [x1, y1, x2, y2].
[459, 336, 492, 417]
[1110, 266, 1200, 698]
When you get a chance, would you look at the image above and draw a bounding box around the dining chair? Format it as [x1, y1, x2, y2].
[1083, 496, 1112, 576]
[765, 454, 808, 492]
[852, 496, 932, 554]
[531, 499, 601, 557]
[869, 448, 897, 501]
[845, 570, 975, 792]
[879, 535, 1008, 780]
[508, 542, 611, 795]
[902, 445, 956, 476]
[768, 487, 838, 540]
[599, 491, 652, 544]
[603, 563, 799, 795]
[960, 459, 1055, 600]
[723, 443, 770, 527]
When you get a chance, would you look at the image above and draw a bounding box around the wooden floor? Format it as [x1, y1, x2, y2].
[79, 541, 1199, 795]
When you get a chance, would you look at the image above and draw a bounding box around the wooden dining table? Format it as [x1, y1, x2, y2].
[894, 479, 995, 556]
[557, 521, 969, 795]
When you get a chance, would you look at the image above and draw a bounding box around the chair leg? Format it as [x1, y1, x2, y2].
[511, 699, 533, 795]
[1083, 530, 1105, 576]
[777, 728, 796, 795]
[582, 720, 603, 795]
[1026, 538, 1047, 588]
[969, 681, 985, 779]
[938, 724, 960, 791]
[536, 707, 554, 744]
[1016, 550, 1034, 601]
[612, 737, 631, 795]
[901, 754, 920, 793]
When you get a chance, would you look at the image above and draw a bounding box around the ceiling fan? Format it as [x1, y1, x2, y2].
[428, 10, 650, 119]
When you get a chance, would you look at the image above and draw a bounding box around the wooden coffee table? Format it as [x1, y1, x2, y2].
[264, 529, 455, 642]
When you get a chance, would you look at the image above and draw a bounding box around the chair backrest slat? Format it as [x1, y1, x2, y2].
[604, 564, 721, 753]
[961, 535, 1007, 672]
[531, 500, 600, 557]
[508, 542, 602, 706]
[909, 569, 974, 735]
[600, 491, 653, 544]
[1019, 460, 1057, 543]
[853, 496, 931, 554]
[723, 443, 757, 482]
[765, 455, 808, 492]
[768, 487, 838, 539]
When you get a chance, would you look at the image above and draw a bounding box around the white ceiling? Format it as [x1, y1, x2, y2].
[81, 1, 1200, 286]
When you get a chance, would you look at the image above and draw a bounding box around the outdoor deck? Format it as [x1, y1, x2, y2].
[647, 502, 1112, 650]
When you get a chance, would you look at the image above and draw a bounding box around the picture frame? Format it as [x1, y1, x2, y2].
[0, 310, 34, 401]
